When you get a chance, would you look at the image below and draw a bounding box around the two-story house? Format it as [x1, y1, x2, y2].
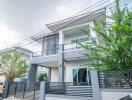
[28, 9, 106, 83]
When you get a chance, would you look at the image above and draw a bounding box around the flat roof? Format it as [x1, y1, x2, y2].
[46, 8, 106, 32]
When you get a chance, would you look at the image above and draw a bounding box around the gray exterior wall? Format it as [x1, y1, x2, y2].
[28, 64, 37, 82]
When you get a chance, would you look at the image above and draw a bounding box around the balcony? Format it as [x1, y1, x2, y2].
[64, 40, 93, 51]
[64, 41, 93, 61]
[32, 44, 59, 57]
[30, 47, 59, 66]
[32, 40, 93, 57]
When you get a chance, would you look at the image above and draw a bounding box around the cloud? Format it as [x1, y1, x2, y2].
[0, 0, 113, 50]
[0, 0, 62, 34]
[0, 0, 62, 49]
[0, 22, 20, 49]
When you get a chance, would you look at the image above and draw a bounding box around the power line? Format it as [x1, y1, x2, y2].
[18, 0, 127, 48]
[0, 2, 123, 55]
[33, 3, 114, 38]
[75, 0, 113, 15]
[0, 0, 128, 55]
[46, 0, 113, 26]
[28, 0, 128, 39]
[4, 0, 113, 48]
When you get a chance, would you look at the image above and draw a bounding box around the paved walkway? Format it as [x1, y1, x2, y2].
[3, 97, 21, 100]
[3, 96, 90, 100]
[3, 97, 83, 100]
[3, 92, 91, 100]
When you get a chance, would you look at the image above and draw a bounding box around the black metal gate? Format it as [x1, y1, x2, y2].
[7, 82, 40, 100]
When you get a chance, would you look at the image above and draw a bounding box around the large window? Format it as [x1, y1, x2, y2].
[42, 34, 59, 55]
[73, 68, 91, 85]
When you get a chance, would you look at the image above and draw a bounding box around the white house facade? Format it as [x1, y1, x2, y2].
[28, 9, 106, 83]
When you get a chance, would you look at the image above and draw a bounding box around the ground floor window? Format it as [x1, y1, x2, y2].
[73, 68, 91, 85]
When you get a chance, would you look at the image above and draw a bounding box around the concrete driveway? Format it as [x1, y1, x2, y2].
[3, 94, 92, 100]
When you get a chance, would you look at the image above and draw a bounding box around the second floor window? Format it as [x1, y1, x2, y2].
[43, 34, 59, 55]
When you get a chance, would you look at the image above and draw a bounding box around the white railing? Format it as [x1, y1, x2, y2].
[32, 49, 59, 57]
[64, 43, 78, 50]
[64, 41, 93, 51]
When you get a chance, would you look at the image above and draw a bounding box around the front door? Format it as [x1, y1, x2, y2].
[73, 68, 91, 85]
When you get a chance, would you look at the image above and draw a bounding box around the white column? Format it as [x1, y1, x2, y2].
[90, 70, 101, 100]
[89, 21, 99, 44]
[59, 31, 64, 47]
[58, 31, 64, 82]
[48, 68, 51, 82]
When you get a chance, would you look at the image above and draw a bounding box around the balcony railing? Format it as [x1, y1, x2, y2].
[32, 42, 94, 57]
[32, 51, 42, 57]
[32, 44, 59, 57]
[32, 49, 59, 57]
[64, 41, 93, 51]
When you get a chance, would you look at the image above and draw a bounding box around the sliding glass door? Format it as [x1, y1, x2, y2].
[73, 68, 91, 85]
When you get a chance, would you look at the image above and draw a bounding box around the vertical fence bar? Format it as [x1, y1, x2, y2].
[90, 70, 101, 100]
[33, 83, 36, 100]
[7, 83, 10, 97]
[64, 82, 66, 95]
[14, 83, 17, 97]
[23, 83, 26, 98]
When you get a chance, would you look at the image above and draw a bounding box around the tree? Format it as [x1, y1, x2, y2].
[82, 0, 132, 76]
[1, 50, 28, 83]
[37, 73, 47, 81]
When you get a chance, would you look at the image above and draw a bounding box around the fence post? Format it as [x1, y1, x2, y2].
[39, 81, 46, 100]
[2, 81, 9, 98]
[90, 70, 101, 100]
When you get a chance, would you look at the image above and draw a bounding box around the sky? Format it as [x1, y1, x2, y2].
[0, 0, 130, 52]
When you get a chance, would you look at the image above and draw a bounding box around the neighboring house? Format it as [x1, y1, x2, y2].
[0, 71, 6, 84]
[28, 9, 106, 83]
[0, 47, 48, 82]
[0, 47, 32, 82]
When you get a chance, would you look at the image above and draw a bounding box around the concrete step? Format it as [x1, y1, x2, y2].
[66, 86, 92, 97]
[46, 94, 93, 100]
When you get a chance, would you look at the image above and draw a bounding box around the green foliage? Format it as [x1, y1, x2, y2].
[38, 73, 47, 81]
[82, 0, 132, 73]
[1, 50, 28, 82]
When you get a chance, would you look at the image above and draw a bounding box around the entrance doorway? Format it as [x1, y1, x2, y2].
[73, 68, 91, 85]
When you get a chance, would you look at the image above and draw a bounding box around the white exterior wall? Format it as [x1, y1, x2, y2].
[101, 90, 132, 100]
[0, 74, 6, 83]
[51, 67, 59, 82]
[63, 21, 95, 45]
[65, 60, 87, 82]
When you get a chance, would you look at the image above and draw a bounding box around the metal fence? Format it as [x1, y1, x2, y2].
[7, 81, 92, 98]
[98, 71, 132, 89]
[46, 82, 93, 97]
[7, 82, 40, 100]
